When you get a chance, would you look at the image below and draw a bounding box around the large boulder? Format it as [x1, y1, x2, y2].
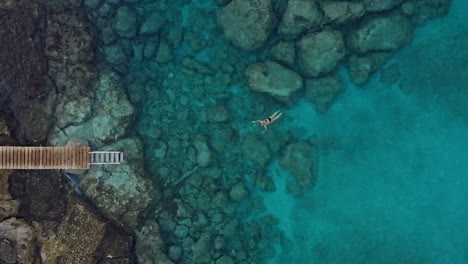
[278, 0, 322, 37]
[297, 30, 345, 77]
[320, 1, 365, 25]
[217, 0, 276, 50]
[49, 70, 135, 146]
[79, 137, 155, 227]
[245, 60, 303, 102]
[348, 14, 413, 54]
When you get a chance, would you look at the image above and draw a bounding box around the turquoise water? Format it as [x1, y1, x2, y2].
[268, 2, 468, 262]
[92, 0, 468, 262]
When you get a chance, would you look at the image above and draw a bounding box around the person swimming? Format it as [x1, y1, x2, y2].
[252, 110, 282, 133]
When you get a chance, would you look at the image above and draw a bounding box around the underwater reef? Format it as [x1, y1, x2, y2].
[0, 0, 452, 263]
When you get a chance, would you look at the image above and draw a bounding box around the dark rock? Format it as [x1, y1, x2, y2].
[0, 0, 56, 143]
[9, 170, 67, 221]
[95, 224, 136, 263]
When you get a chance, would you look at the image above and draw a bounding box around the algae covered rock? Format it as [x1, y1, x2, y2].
[278, 0, 322, 37]
[280, 142, 317, 196]
[245, 60, 303, 102]
[297, 30, 345, 77]
[348, 14, 413, 53]
[305, 74, 343, 113]
[217, 0, 276, 50]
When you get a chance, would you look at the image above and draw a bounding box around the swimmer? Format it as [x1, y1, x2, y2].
[252, 110, 282, 133]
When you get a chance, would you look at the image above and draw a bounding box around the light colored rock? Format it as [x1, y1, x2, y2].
[245, 60, 303, 102]
[348, 14, 413, 54]
[297, 30, 345, 77]
[0, 218, 36, 264]
[320, 1, 365, 25]
[270, 41, 295, 66]
[305, 74, 343, 113]
[193, 136, 212, 167]
[278, 0, 322, 37]
[113, 6, 138, 37]
[55, 96, 93, 128]
[48, 70, 135, 146]
[79, 160, 154, 227]
[217, 0, 276, 50]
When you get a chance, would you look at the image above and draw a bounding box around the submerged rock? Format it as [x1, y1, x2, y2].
[242, 134, 272, 166]
[270, 41, 295, 66]
[278, 0, 322, 37]
[229, 182, 249, 202]
[113, 6, 138, 38]
[297, 30, 345, 77]
[348, 14, 413, 54]
[363, 0, 403, 12]
[217, 0, 276, 50]
[49, 70, 135, 146]
[245, 60, 303, 102]
[140, 12, 165, 36]
[280, 142, 317, 196]
[347, 52, 393, 86]
[305, 74, 343, 113]
[320, 1, 365, 25]
[80, 146, 154, 227]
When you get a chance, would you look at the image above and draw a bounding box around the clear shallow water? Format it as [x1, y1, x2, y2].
[265, 0, 468, 262]
[128, 0, 468, 262]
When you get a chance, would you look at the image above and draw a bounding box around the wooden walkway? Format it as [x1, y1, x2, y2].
[0, 146, 124, 170]
[0, 146, 90, 170]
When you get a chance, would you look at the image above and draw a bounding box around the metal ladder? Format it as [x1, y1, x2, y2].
[89, 151, 124, 165]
